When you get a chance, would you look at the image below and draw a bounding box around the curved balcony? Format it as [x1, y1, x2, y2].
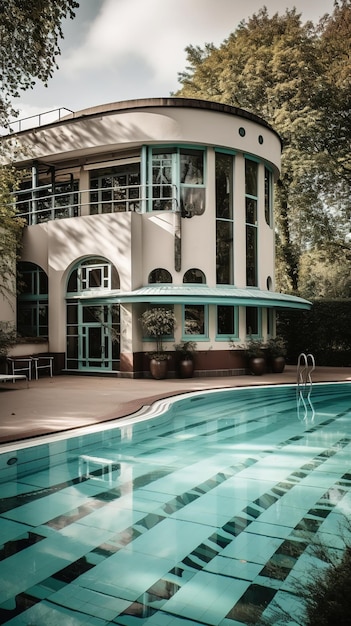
[13, 184, 180, 225]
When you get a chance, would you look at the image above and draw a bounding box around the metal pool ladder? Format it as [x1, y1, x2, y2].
[297, 352, 315, 420]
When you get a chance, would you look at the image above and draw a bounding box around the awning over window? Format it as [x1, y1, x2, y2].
[101, 285, 312, 310]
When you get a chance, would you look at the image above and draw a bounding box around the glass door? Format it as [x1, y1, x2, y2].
[79, 304, 120, 371]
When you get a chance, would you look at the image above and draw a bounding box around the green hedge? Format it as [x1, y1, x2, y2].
[277, 300, 351, 367]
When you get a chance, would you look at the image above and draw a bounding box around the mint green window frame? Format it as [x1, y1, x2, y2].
[17, 262, 48, 337]
[264, 166, 273, 227]
[216, 305, 239, 340]
[147, 146, 206, 214]
[182, 304, 209, 340]
[215, 150, 235, 285]
[246, 306, 262, 339]
[245, 158, 258, 287]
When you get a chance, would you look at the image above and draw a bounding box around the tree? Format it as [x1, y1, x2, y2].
[175, 3, 351, 296]
[0, 0, 79, 128]
[0, 165, 24, 303]
[0, 0, 79, 303]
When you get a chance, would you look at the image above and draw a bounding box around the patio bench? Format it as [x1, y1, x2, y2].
[0, 374, 28, 385]
[7, 355, 54, 380]
[31, 355, 54, 379]
[7, 357, 33, 381]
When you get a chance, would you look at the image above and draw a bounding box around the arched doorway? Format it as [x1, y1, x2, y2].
[66, 258, 120, 372]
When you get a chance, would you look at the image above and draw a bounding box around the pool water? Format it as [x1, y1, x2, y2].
[0, 382, 350, 625]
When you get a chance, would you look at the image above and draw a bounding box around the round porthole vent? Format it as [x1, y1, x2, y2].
[258, 135, 264, 144]
[7, 457, 18, 466]
[238, 127, 246, 137]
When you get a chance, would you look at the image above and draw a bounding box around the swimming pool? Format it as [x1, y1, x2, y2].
[0, 382, 350, 625]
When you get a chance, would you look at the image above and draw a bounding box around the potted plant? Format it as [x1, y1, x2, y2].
[174, 340, 197, 378]
[245, 337, 266, 375]
[266, 336, 287, 373]
[140, 307, 175, 379]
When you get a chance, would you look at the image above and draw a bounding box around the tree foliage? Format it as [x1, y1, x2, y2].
[175, 1, 351, 297]
[0, 0, 79, 302]
[0, 0, 79, 127]
[0, 165, 25, 302]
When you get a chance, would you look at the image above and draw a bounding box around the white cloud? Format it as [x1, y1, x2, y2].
[62, 0, 243, 81]
[16, 0, 336, 116]
[62, 0, 335, 85]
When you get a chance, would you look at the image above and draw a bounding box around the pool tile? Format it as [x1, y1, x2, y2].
[0, 383, 350, 625]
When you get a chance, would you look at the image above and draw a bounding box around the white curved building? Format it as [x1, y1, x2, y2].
[3, 98, 310, 377]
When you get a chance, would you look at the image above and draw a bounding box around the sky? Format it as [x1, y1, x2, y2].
[13, 0, 336, 126]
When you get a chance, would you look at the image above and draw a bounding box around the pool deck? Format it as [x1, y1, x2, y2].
[0, 365, 350, 444]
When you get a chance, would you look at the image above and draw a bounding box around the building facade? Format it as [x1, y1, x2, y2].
[2, 98, 311, 377]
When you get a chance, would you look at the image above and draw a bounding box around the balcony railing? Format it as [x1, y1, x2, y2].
[13, 184, 179, 225]
[2, 108, 75, 135]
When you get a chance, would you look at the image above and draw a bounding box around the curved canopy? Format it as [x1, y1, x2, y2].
[73, 285, 311, 310]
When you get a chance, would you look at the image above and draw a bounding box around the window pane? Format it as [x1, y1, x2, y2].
[216, 153, 233, 220]
[245, 159, 258, 197]
[216, 220, 233, 285]
[184, 305, 205, 335]
[265, 167, 272, 226]
[88, 268, 102, 288]
[180, 150, 203, 184]
[217, 306, 235, 335]
[246, 198, 257, 225]
[246, 225, 257, 286]
[246, 307, 259, 335]
[149, 268, 172, 283]
[183, 269, 205, 284]
[83, 306, 102, 323]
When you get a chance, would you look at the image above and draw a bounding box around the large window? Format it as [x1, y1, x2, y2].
[264, 166, 273, 227]
[216, 152, 234, 284]
[90, 163, 140, 214]
[183, 304, 207, 338]
[246, 306, 262, 338]
[245, 159, 258, 287]
[148, 147, 205, 216]
[17, 262, 48, 337]
[216, 305, 238, 339]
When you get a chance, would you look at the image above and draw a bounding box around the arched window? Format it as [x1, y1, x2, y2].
[17, 262, 48, 337]
[183, 268, 206, 284]
[148, 268, 172, 283]
[67, 257, 120, 294]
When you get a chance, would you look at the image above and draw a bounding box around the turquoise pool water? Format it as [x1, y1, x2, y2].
[0, 382, 350, 625]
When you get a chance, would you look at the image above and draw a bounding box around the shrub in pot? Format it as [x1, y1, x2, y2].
[174, 340, 197, 378]
[245, 337, 266, 375]
[140, 307, 175, 379]
[266, 336, 287, 373]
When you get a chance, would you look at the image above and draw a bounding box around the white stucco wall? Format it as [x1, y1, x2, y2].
[3, 99, 282, 367]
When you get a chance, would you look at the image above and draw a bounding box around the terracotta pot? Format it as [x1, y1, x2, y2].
[179, 358, 194, 378]
[249, 356, 266, 376]
[271, 356, 286, 373]
[149, 358, 168, 380]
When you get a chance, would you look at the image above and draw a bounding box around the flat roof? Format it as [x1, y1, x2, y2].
[9, 97, 282, 146]
[71, 97, 282, 146]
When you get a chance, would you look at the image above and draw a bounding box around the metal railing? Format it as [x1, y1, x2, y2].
[4, 108, 74, 135]
[12, 184, 179, 225]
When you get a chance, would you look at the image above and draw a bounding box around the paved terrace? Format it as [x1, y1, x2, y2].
[0, 366, 350, 444]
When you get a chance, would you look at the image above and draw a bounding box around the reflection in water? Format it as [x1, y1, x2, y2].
[296, 352, 315, 422]
[297, 386, 315, 422]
